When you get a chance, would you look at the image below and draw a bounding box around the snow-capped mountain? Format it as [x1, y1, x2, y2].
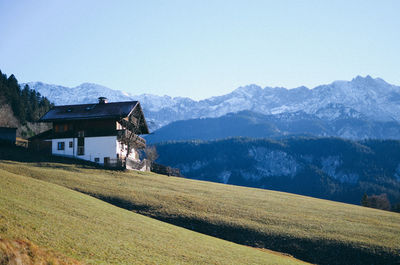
[25, 75, 400, 131]
[24, 82, 133, 104]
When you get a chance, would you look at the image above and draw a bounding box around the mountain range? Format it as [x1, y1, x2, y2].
[26, 75, 400, 136]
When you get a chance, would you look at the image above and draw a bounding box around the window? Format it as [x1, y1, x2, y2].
[55, 124, 67, 132]
[94, 157, 100, 163]
[69, 141, 73, 148]
[57, 142, 65, 150]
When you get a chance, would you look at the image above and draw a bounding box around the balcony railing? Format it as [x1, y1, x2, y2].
[126, 158, 150, 171]
[117, 129, 146, 149]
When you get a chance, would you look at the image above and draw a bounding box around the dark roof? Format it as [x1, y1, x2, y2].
[28, 129, 53, 140]
[39, 101, 139, 122]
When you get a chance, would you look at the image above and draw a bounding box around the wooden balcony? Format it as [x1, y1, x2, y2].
[117, 129, 146, 149]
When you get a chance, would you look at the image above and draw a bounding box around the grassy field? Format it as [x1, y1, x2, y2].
[0, 158, 399, 265]
[0, 166, 308, 265]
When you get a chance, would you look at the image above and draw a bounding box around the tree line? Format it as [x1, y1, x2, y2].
[0, 69, 53, 125]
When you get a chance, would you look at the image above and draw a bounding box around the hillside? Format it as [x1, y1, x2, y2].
[1, 153, 399, 265]
[146, 110, 400, 143]
[155, 137, 400, 207]
[0, 162, 305, 264]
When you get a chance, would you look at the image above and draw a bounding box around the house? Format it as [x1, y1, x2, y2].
[0, 127, 17, 145]
[30, 97, 150, 170]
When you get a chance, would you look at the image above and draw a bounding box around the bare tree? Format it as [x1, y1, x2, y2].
[0, 103, 19, 128]
[120, 131, 139, 158]
[118, 106, 146, 159]
[361, 193, 391, 211]
[144, 145, 159, 162]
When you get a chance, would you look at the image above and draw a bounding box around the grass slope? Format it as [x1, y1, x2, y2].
[0, 167, 307, 265]
[1, 160, 399, 264]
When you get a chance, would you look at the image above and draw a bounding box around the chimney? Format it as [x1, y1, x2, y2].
[98, 97, 108, 104]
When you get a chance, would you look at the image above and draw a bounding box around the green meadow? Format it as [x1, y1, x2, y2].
[0, 158, 399, 264]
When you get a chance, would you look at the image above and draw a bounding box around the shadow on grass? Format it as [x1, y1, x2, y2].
[74, 189, 154, 212]
[151, 215, 398, 265]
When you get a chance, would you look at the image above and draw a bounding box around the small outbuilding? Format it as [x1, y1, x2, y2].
[0, 127, 17, 145]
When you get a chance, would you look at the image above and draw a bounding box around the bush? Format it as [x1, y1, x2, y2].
[361, 193, 391, 211]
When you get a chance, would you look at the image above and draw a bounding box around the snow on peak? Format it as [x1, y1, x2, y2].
[25, 75, 400, 129]
[233, 84, 263, 95]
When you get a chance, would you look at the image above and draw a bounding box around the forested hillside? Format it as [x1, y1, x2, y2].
[0, 70, 53, 137]
[155, 137, 400, 210]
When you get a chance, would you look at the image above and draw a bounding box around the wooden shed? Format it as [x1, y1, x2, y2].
[0, 127, 17, 145]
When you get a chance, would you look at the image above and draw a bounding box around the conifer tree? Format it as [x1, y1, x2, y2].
[361, 193, 369, 207]
[0, 69, 53, 125]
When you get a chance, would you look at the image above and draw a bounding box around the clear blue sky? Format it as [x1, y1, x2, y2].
[1, 0, 399, 99]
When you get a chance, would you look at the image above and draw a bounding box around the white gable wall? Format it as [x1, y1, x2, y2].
[84, 136, 118, 163]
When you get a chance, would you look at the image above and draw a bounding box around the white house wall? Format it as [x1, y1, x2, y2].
[51, 136, 118, 164]
[84, 136, 117, 163]
[51, 137, 74, 157]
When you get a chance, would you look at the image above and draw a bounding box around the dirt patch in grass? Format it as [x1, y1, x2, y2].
[0, 238, 82, 265]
